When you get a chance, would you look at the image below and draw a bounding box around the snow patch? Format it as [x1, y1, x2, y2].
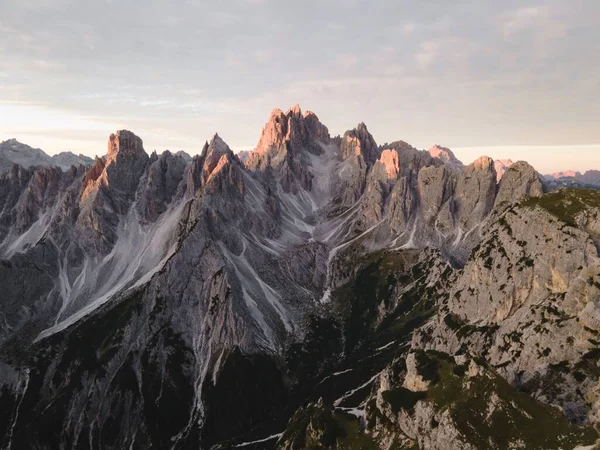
[334, 371, 381, 407]
[235, 432, 283, 447]
[375, 341, 395, 351]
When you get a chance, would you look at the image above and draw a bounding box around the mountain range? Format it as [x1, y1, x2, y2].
[0, 138, 95, 172]
[546, 170, 600, 188]
[0, 105, 599, 449]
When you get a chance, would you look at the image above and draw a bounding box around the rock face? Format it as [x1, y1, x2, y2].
[412, 190, 600, 427]
[339, 122, 379, 166]
[361, 351, 597, 450]
[494, 160, 545, 210]
[236, 149, 251, 164]
[580, 170, 600, 186]
[494, 158, 514, 181]
[0, 106, 594, 450]
[428, 145, 465, 172]
[246, 105, 330, 193]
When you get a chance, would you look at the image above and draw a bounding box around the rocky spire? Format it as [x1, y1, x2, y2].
[246, 105, 330, 192]
[339, 122, 379, 166]
[454, 156, 497, 231]
[78, 130, 150, 252]
[103, 130, 149, 194]
[203, 133, 233, 178]
[249, 105, 330, 165]
[107, 130, 147, 163]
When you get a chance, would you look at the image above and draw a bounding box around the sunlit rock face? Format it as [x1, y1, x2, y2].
[428, 144, 465, 172]
[494, 158, 514, 181]
[6, 106, 596, 450]
[246, 104, 330, 193]
[339, 122, 379, 166]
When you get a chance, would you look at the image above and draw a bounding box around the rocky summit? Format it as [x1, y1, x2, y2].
[0, 106, 599, 450]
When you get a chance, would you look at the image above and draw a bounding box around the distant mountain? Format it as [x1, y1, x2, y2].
[0, 138, 53, 172]
[236, 149, 251, 164]
[580, 170, 600, 186]
[545, 169, 600, 188]
[50, 151, 94, 168]
[0, 138, 94, 172]
[427, 144, 465, 171]
[494, 158, 514, 182]
[173, 150, 192, 162]
[551, 170, 582, 179]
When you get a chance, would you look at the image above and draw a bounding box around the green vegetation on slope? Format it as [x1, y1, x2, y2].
[378, 351, 598, 450]
[522, 188, 600, 227]
[277, 402, 378, 450]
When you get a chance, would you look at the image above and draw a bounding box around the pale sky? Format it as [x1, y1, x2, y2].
[1, 0, 599, 173]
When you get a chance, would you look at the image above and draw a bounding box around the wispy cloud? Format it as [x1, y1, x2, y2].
[0, 1, 598, 164]
[415, 41, 440, 69]
[336, 53, 359, 69]
[252, 49, 273, 64]
[400, 23, 416, 35]
[499, 6, 566, 40]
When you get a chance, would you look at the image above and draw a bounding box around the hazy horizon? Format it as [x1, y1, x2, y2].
[1, 0, 599, 173]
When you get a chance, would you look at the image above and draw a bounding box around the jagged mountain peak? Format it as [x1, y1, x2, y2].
[256, 105, 329, 151]
[287, 103, 303, 116]
[380, 140, 419, 153]
[356, 121, 369, 131]
[204, 133, 235, 177]
[340, 122, 379, 166]
[80, 130, 149, 211]
[245, 105, 330, 192]
[107, 129, 147, 162]
[0, 138, 52, 171]
[494, 158, 514, 182]
[1, 138, 26, 147]
[2, 108, 600, 450]
[470, 154, 495, 170]
[208, 132, 230, 153]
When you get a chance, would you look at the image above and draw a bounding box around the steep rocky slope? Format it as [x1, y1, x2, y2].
[1, 105, 597, 450]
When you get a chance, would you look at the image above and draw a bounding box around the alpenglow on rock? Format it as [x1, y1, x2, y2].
[3, 106, 598, 450]
[428, 144, 465, 172]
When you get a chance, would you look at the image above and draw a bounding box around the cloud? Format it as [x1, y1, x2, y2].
[162, 16, 184, 27]
[415, 41, 440, 69]
[336, 53, 359, 69]
[252, 49, 273, 64]
[224, 54, 246, 70]
[500, 6, 565, 40]
[400, 23, 416, 35]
